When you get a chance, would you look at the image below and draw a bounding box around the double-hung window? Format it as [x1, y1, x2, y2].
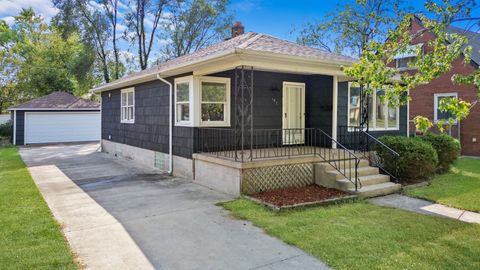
[121, 88, 135, 123]
[434, 92, 458, 123]
[394, 44, 423, 70]
[348, 83, 399, 130]
[175, 77, 192, 125]
[200, 77, 230, 126]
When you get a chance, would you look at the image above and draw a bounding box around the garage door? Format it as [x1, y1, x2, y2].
[25, 112, 101, 144]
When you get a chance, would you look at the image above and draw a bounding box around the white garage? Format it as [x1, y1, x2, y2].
[25, 112, 100, 144]
[9, 92, 101, 145]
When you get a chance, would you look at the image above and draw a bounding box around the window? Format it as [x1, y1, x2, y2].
[121, 88, 134, 123]
[174, 75, 230, 127]
[394, 44, 423, 70]
[434, 93, 458, 123]
[175, 77, 192, 125]
[200, 77, 230, 126]
[348, 83, 399, 130]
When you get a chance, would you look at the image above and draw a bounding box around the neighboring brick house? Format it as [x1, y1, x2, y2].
[403, 17, 480, 156]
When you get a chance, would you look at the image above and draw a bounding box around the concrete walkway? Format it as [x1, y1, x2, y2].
[369, 194, 480, 224]
[20, 143, 329, 270]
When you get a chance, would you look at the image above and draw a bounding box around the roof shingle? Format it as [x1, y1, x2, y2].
[9, 92, 100, 110]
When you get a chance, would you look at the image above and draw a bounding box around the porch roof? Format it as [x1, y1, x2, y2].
[91, 32, 357, 93]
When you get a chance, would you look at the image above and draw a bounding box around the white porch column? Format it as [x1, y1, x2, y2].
[332, 76, 338, 149]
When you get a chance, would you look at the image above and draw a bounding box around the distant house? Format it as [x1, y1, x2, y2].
[90, 22, 405, 197]
[404, 16, 480, 156]
[9, 92, 100, 145]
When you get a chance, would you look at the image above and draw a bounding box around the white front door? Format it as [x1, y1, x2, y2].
[282, 82, 305, 144]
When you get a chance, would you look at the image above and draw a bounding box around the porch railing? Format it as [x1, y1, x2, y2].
[195, 127, 362, 191]
[337, 126, 400, 182]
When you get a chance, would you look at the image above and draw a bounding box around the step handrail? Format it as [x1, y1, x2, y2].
[315, 128, 362, 191]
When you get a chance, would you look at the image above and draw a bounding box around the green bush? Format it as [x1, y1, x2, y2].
[420, 133, 460, 173]
[0, 120, 13, 139]
[377, 136, 438, 181]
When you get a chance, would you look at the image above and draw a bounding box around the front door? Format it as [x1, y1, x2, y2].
[282, 82, 305, 144]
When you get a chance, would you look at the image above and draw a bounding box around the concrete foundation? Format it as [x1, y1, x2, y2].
[101, 139, 193, 179]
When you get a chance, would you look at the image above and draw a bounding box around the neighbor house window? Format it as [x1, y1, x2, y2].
[200, 77, 230, 126]
[434, 92, 458, 123]
[348, 83, 399, 130]
[175, 77, 192, 125]
[394, 44, 423, 70]
[121, 88, 135, 123]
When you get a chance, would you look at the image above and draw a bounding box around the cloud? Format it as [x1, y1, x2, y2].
[0, 0, 58, 23]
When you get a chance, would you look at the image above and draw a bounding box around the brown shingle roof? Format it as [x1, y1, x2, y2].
[9, 92, 100, 110]
[92, 32, 357, 92]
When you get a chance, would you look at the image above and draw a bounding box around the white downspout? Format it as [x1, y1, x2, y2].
[13, 110, 16, 145]
[156, 74, 173, 175]
[332, 76, 338, 149]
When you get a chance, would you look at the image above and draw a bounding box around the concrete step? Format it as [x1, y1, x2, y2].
[327, 166, 379, 180]
[314, 159, 370, 171]
[336, 174, 390, 190]
[349, 182, 401, 198]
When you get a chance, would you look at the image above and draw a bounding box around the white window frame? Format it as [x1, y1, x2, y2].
[347, 82, 400, 131]
[434, 92, 458, 124]
[174, 76, 194, 126]
[198, 76, 231, 127]
[120, 87, 135, 124]
[394, 43, 423, 71]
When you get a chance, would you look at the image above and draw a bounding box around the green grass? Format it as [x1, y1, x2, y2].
[223, 199, 480, 270]
[406, 157, 480, 212]
[0, 147, 77, 270]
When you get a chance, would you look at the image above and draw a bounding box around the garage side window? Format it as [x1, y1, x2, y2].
[121, 88, 135, 123]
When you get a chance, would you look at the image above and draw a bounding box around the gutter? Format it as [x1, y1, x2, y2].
[156, 74, 173, 175]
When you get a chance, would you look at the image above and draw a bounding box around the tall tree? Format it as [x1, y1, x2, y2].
[101, 0, 121, 80]
[297, 0, 409, 57]
[125, 0, 171, 70]
[343, 0, 478, 132]
[162, 0, 232, 59]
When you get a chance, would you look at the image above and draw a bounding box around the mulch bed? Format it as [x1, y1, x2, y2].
[250, 184, 349, 207]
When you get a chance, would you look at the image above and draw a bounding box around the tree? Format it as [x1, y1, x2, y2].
[296, 0, 409, 57]
[342, 0, 478, 133]
[162, 0, 232, 59]
[124, 0, 172, 70]
[0, 21, 18, 113]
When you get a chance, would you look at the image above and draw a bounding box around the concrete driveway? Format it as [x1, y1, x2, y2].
[20, 143, 328, 270]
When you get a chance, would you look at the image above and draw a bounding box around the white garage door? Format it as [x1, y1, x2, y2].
[25, 112, 101, 144]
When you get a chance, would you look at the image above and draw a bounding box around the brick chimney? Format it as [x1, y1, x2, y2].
[231, 21, 245, 38]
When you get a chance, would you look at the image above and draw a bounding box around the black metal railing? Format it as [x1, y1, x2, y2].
[338, 126, 400, 182]
[195, 127, 362, 191]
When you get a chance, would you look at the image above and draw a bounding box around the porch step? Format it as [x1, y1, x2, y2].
[349, 182, 402, 198]
[315, 159, 370, 171]
[326, 166, 379, 180]
[336, 174, 390, 190]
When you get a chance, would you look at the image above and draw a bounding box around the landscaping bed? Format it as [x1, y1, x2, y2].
[249, 184, 353, 210]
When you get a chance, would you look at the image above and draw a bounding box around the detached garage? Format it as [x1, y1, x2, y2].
[9, 92, 101, 145]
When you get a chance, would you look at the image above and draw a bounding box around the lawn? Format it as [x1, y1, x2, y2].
[223, 199, 480, 270]
[406, 157, 480, 212]
[0, 147, 77, 269]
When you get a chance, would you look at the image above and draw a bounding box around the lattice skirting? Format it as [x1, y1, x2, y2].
[241, 163, 314, 194]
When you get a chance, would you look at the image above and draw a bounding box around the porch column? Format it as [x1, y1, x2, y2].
[332, 75, 338, 149]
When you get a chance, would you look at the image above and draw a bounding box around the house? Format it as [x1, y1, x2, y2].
[9, 91, 101, 145]
[91, 22, 405, 196]
[403, 17, 480, 156]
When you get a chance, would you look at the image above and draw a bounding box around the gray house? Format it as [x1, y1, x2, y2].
[91, 24, 406, 197]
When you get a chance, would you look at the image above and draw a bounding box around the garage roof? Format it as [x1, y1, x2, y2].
[9, 92, 100, 110]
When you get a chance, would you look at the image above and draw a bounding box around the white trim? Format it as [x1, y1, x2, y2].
[407, 89, 410, 136]
[156, 74, 173, 175]
[174, 76, 194, 126]
[13, 110, 16, 145]
[332, 76, 338, 148]
[24, 112, 27, 145]
[8, 108, 100, 111]
[120, 87, 135, 124]
[434, 92, 458, 123]
[198, 76, 231, 127]
[347, 83, 400, 131]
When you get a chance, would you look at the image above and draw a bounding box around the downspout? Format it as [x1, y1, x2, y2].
[156, 74, 173, 175]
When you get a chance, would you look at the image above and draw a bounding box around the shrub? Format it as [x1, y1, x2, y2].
[420, 133, 460, 173]
[376, 136, 438, 181]
[0, 120, 13, 139]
